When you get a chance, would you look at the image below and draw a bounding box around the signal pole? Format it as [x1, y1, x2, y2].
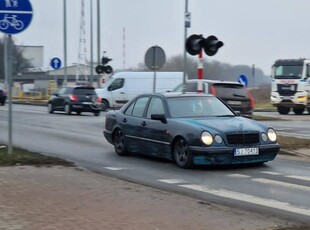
[183, 0, 189, 93]
[197, 50, 203, 93]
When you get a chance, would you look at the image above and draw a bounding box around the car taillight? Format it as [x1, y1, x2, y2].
[210, 85, 216, 96]
[69, 94, 78, 101]
[2, 90, 7, 96]
[96, 96, 101, 102]
[246, 89, 255, 109]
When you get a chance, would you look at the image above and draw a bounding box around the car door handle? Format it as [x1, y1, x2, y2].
[122, 118, 127, 123]
[120, 92, 125, 94]
[141, 121, 147, 127]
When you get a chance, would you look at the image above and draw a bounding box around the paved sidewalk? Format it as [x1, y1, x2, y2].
[0, 165, 300, 230]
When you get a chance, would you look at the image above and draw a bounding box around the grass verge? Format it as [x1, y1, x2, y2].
[0, 145, 74, 167]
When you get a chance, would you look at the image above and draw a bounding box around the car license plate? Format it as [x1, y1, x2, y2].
[234, 148, 259, 156]
[227, 100, 242, 105]
[82, 102, 92, 105]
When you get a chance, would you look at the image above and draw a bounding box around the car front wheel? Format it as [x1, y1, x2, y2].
[47, 103, 54, 113]
[113, 129, 129, 156]
[173, 138, 193, 169]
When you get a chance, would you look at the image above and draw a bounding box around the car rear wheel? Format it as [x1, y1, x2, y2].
[93, 111, 100, 116]
[101, 99, 109, 111]
[293, 107, 305, 115]
[113, 129, 128, 156]
[173, 138, 193, 169]
[277, 106, 290, 115]
[47, 103, 54, 113]
[65, 104, 71, 115]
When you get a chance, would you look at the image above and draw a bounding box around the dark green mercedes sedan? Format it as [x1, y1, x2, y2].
[103, 93, 280, 169]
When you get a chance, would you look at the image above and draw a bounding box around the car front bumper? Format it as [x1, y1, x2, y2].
[189, 144, 280, 165]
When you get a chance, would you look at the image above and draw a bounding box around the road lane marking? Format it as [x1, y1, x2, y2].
[158, 179, 187, 184]
[252, 178, 310, 192]
[178, 184, 310, 217]
[226, 174, 251, 178]
[260, 171, 282, 175]
[286, 175, 310, 182]
[103, 167, 127, 171]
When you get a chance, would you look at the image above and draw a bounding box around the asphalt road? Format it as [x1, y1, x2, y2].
[254, 111, 310, 139]
[0, 104, 310, 224]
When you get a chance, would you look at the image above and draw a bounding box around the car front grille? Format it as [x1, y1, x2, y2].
[226, 133, 259, 145]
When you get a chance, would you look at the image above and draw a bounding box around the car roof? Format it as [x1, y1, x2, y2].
[185, 79, 244, 86]
[138, 92, 215, 99]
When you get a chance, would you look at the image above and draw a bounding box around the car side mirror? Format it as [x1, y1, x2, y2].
[151, 114, 167, 124]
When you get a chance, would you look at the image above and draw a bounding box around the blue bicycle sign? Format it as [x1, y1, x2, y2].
[0, 0, 33, 35]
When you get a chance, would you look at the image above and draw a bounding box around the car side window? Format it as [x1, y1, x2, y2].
[131, 97, 149, 117]
[108, 78, 124, 91]
[146, 97, 165, 119]
[58, 88, 66, 95]
[124, 101, 135, 115]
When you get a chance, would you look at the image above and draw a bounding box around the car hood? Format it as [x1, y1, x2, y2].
[180, 116, 267, 133]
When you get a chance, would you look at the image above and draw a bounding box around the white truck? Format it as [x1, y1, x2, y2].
[95, 71, 184, 110]
[271, 59, 310, 114]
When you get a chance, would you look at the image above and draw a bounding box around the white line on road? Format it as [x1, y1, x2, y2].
[226, 174, 251, 178]
[158, 179, 187, 184]
[103, 167, 127, 171]
[286, 175, 310, 182]
[252, 178, 310, 192]
[260, 171, 282, 175]
[179, 184, 310, 217]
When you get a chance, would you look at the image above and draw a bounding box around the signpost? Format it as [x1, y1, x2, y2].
[50, 57, 62, 70]
[238, 74, 248, 88]
[144, 46, 166, 93]
[0, 0, 33, 154]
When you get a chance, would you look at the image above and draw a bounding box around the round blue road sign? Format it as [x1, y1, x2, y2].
[0, 0, 33, 35]
[238, 74, 248, 87]
[50, 57, 62, 70]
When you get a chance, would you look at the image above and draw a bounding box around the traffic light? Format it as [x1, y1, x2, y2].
[96, 56, 113, 74]
[186, 34, 224, 56]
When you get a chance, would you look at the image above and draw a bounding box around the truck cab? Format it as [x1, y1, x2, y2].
[271, 59, 310, 114]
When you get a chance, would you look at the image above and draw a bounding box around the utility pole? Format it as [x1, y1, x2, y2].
[63, 0, 68, 86]
[97, 0, 101, 87]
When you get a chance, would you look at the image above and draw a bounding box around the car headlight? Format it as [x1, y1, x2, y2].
[261, 133, 268, 142]
[267, 128, 277, 142]
[201, 131, 213, 145]
[214, 135, 223, 144]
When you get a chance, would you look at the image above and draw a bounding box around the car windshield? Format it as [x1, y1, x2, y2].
[274, 65, 303, 79]
[167, 96, 235, 118]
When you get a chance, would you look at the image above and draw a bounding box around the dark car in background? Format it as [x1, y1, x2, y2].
[103, 93, 279, 169]
[0, 87, 7, 106]
[47, 86, 101, 116]
[172, 79, 254, 118]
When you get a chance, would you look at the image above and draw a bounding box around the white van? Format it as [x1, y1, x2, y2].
[95, 71, 183, 110]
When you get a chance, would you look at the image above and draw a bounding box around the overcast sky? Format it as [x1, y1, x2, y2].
[3, 0, 310, 75]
